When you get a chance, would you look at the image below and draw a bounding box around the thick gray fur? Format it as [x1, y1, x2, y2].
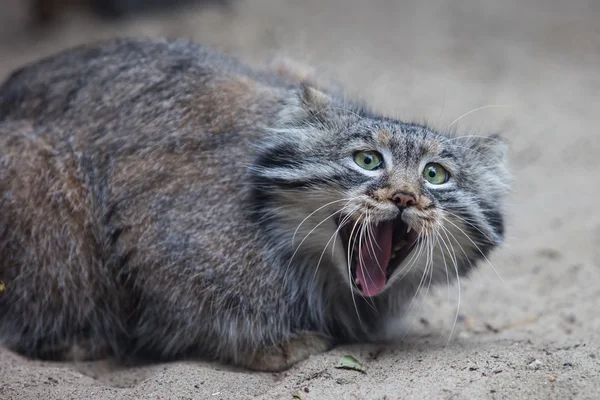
[0, 37, 509, 371]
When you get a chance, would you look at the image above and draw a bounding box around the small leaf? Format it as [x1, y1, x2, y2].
[335, 355, 366, 373]
[292, 391, 303, 400]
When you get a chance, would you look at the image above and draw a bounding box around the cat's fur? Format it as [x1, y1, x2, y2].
[0, 37, 509, 371]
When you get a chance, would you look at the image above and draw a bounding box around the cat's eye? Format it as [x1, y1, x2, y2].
[423, 163, 449, 185]
[354, 151, 383, 170]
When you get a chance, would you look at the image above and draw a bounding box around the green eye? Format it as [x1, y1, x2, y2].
[423, 163, 449, 184]
[354, 151, 383, 170]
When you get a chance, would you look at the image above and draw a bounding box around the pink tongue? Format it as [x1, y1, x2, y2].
[356, 221, 393, 297]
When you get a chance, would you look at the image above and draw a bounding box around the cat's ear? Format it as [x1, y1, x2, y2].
[480, 134, 509, 163]
[465, 134, 509, 164]
[300, 85, 330, 113]
[277, 84, 331, 127]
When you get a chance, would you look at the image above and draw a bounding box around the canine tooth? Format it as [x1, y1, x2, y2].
[390, 253, 396, 259]
[407, 226, 412, 234]
[393, 241, 407, 252]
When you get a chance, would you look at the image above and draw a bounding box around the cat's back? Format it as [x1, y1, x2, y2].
[0, 38, 291, 260]
[0, 37, 287, 146]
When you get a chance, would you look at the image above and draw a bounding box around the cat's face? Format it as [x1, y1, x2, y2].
[251, 87, 509, 298]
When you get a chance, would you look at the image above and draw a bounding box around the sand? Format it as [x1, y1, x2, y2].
[0, 0, 599, 399]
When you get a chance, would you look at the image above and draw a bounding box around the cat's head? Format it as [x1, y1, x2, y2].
[250, 86, 510, 298]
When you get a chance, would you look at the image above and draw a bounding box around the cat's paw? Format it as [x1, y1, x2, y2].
[243, 333, 332, 372]
[66, 340, 112, 362]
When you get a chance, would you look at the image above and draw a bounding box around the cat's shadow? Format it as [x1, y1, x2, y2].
[71, 330, 449, 388]
[72, 353, 269, 388]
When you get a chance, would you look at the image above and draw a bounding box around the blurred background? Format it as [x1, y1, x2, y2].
[0, 0, 599, 399]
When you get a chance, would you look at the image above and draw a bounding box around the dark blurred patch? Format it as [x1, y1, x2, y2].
[89, 0, 232, 18]
[31, 0, 232, 24]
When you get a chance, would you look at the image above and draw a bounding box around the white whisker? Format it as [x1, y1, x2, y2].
[400, 226, 434, 340]
[441, 216, 503, 282]
[310, 202, 357, 290]
[395, 220, 428, 281]
[347, 217, 365, 321]
[447, 105, 509, 128]
[355, 216, 378, 310]
[292, 198, 352, 246]
[438, 227, 461, 346]
[440, 208, 496, 244]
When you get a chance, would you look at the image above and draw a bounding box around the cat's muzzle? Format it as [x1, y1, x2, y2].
[338, 214, 419, 297]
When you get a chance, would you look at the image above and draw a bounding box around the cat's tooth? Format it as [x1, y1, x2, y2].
[393, 241, 406, 252]
[390, 253, 396, 259]
[407, 226, 412, 234]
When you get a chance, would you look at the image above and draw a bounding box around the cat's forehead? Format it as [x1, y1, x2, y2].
[364, 121, 443, 156]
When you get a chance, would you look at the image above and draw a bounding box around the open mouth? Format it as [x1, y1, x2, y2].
[338, 216, 419, 297]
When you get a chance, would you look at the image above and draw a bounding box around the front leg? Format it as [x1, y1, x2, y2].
[241, 332, 333, 372]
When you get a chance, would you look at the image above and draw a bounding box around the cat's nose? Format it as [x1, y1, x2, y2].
[391, 191, 417, 208]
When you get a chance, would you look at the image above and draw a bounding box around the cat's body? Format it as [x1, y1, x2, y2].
[0, 38, 509, 371]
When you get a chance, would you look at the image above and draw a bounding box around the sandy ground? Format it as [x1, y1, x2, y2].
[0, 0, 599, 399]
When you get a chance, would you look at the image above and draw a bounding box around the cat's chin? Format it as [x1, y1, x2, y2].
[337, 214, 419, 297]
